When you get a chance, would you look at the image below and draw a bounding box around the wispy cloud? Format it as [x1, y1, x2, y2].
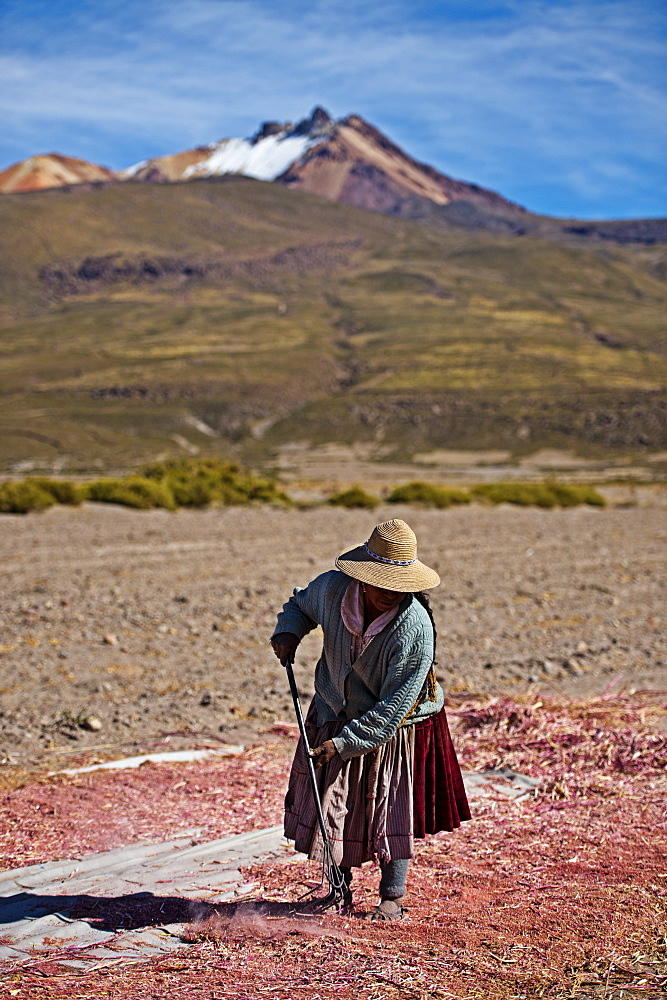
[0, 0, 665, 217]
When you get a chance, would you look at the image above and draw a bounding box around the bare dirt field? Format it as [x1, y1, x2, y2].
[1, 488, 665, 763]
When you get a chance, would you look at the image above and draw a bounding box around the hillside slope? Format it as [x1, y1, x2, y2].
[0, 177, 665, 472]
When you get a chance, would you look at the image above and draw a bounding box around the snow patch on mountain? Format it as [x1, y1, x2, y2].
[183, 132, 321, 182]
[123, 159, 149, 179]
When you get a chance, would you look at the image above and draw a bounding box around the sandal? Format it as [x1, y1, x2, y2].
[363, 900, 409, 922]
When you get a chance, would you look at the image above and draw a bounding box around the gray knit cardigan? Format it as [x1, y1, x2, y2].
[272, 570, 443, 760]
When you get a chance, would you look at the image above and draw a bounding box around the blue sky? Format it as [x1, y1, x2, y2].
[1, 0, 665, 219]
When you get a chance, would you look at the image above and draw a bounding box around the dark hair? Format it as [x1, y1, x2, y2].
[414, 590, 437, 664]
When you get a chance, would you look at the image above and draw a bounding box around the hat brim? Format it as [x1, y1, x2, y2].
[335, 545, 440, 591]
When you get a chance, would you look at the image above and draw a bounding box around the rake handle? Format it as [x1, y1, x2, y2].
[284, 655, 333, 853]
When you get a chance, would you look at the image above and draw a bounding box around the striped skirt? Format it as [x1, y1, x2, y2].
[284, 706, 471, 868]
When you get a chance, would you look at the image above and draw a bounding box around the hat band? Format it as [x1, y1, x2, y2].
[364, 543, 417, 567]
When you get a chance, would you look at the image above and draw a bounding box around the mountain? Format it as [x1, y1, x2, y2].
[0, 153, 115, 194]
[0, 176, 665, 473]
[123, 107, 525, 218]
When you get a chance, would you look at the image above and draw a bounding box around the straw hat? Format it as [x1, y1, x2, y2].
[335, 518, 440, 592]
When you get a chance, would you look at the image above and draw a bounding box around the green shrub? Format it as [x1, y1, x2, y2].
[84, 476, 177, 510]
[546, 482, 606, 507]
[387, 481, 471, 509]
[583, 486, 606, 507]
[471, 481, 606, 508]
[328, 486, 381, 509]
[30, 477, 84, 505]
[0, 480, 57, 513]
[140, 458, 290, 507]
[471, 482, 557, 508]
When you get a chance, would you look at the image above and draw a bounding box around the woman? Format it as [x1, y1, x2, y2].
[270, 518, 470, 920]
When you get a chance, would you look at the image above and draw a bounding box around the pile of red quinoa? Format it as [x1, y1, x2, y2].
[1, 692, 665, 999]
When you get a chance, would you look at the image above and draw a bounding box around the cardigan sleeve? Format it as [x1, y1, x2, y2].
[271, 572, 329, 642]
[331, 621, 436, 760]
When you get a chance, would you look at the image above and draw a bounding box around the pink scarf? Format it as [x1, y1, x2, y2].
[340, 579, 400, 662]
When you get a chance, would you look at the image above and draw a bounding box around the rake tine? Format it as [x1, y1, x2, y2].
[284, 654, 347, 906]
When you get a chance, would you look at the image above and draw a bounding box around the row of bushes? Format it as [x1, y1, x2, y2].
[0, 464, 606, 515]
[0, 459, 289, 514]
[0, 477, 84, 514]
[328, 480, 606, 510]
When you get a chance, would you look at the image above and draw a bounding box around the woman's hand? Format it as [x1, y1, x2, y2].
[270, 632, 300, 666]
[310, 740, 338, 768]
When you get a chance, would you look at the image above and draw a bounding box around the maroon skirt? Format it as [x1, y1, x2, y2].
[412, 708, 471, 836]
